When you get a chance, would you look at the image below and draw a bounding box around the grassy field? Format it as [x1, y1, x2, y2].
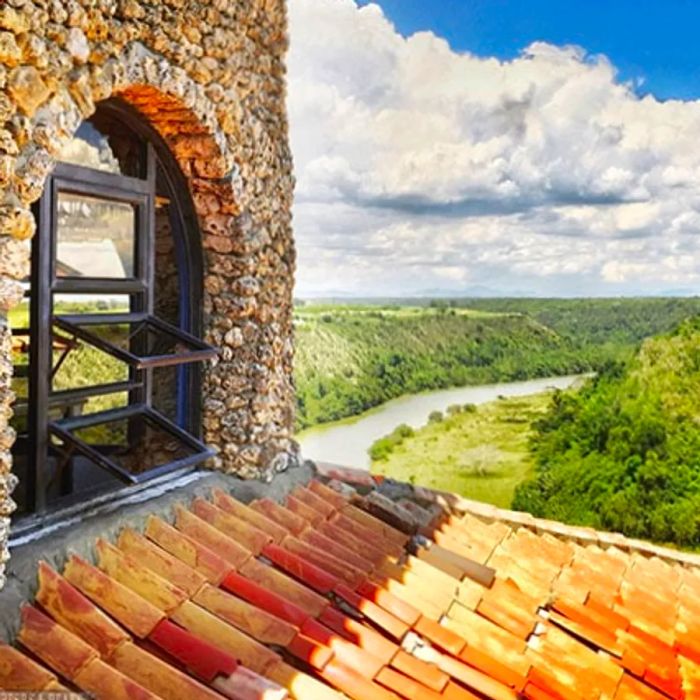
[371, 391, 555, 508]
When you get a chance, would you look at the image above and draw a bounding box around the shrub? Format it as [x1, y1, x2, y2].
[428, 410, 443, 423]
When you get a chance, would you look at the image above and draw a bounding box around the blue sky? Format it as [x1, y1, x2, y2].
[358, 0, 700, 101]
[288, 0, 700, 297]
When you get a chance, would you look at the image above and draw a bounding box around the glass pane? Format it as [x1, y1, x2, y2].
[50, 333, 129, 394]
[58, 120, 122, 174]
[54, 293, 130, 315]
[51, 295, 131, 395]
[56, 193, 136, 279]
[58, 412, 199, 477]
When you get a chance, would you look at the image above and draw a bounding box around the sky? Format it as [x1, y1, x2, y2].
[287, 0, 700, 297]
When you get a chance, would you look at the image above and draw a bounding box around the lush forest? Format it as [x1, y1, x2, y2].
[294, 297, 700, 430]
[294, 305, 596, 430]
[513, 318, 700, 547]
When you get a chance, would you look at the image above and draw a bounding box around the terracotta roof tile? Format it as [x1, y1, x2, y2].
[331, 512, 404, 558]
[170, 600, 281, 675]
[342, 503, 410, 547]
[220, 568, 308, 627]
[6, 467, 700, 700]
[237, 556, 329, 618]
[173, 505, 252, 571]
[0, 643, 59, 691]
[108, 641, 224, 700]
[309, 478, 351, 509]
[285, 493, 326, 527]
[291, 484, 337, 518]
[63, 553, 165, 638]
[191, 497, 271, 555]
[262, 540, 341, 593]
[318, 657, 401, 700]
[211, 488, 289, 543]
[319, 604, 396, 662]
[251, 498, 307, 535]
[117, 527, 208, 597]
[74, 656, 161, 700]
[318, 519, 391, 566]
[265, 659, 344, 700]
[35, 562, 130, 659]
[145, 515, 232, 585]
[300, 527, 376, 572]
[357, 579, 422, 627]
[281, 535, 368, 587]
[333, 582, 411, 640]
[375, 665, 443, 700]
[95, 538, 189, 615]
[192, 582, 297, 647]
[17, 605, 99, 681]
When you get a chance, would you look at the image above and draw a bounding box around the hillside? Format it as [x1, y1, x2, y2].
[438, 297, 700, 347]
[294, 305, 595, 429]
[513, 318, 700, 548]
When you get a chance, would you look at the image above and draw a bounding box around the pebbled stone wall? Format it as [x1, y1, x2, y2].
[0, 0, 297, 586]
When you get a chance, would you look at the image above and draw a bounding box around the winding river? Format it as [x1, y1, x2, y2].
[296, 374, 584, 470]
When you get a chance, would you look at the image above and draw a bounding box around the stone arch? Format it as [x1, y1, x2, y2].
[0, 41, 296, 551]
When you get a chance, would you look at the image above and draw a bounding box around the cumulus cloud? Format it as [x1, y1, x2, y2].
[287, 0, 700, 296]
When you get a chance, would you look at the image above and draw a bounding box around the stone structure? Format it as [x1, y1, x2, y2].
[0, 0, 297, 586]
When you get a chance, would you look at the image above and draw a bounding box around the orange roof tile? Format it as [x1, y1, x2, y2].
[5, 471, 700, 700]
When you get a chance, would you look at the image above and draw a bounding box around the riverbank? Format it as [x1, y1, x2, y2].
[294, 303, 599, 430]
[296, 374, 584, 469]
[371, 391, 555, 508]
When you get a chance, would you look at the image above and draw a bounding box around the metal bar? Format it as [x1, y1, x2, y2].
[53, 314, 216, 368]
[49, 404, 214, 486]
[47, 424, 140, 485]
[142, 406, 212, 452]
[136, 349, 217, 369]
[53, 164, 151, 196]
[53, 278, 146, 294]
[147, 315, 216, 350]
[52, 317, 141, 366]
[27, 182, 54, 513]
[52, 403, 141, 431]
[55, 312, 148, 324]
[50, 380, 142, 404]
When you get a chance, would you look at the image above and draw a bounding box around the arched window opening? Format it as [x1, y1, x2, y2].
[9, 99, 214, 520]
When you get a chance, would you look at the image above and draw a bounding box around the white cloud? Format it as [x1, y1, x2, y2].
[287, 0, 700, 296]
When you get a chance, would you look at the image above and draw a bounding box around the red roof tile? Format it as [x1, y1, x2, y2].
[5, 472, 700, 700]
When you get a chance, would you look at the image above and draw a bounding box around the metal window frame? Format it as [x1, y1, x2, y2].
[16, 98, 210, 517]
[53, 312, 216, 369]
[48, 404, 215, 485]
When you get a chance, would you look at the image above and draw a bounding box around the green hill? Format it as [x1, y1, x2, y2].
[513, 318, 700, 548]
[294, 305, 596, 429]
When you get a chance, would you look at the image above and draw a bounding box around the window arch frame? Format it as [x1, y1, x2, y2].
[15, 98, 213, 518]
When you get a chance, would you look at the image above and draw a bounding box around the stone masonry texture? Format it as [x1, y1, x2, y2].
[0, 0, 297, 588]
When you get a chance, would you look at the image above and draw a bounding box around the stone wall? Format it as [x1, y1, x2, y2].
[0, 0, 297, 587]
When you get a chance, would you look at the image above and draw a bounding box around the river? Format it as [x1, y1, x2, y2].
[296, 374, 584, 470]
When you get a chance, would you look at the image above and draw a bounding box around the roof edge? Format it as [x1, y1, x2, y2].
[313, 460, 700, 570]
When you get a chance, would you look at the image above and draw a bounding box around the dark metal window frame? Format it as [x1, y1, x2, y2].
[17, 98, 211, 518]
[49, 404, 215, 485]
[53, 313, 216, 369]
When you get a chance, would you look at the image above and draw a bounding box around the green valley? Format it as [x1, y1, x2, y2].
[295, 303, 598, 430]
